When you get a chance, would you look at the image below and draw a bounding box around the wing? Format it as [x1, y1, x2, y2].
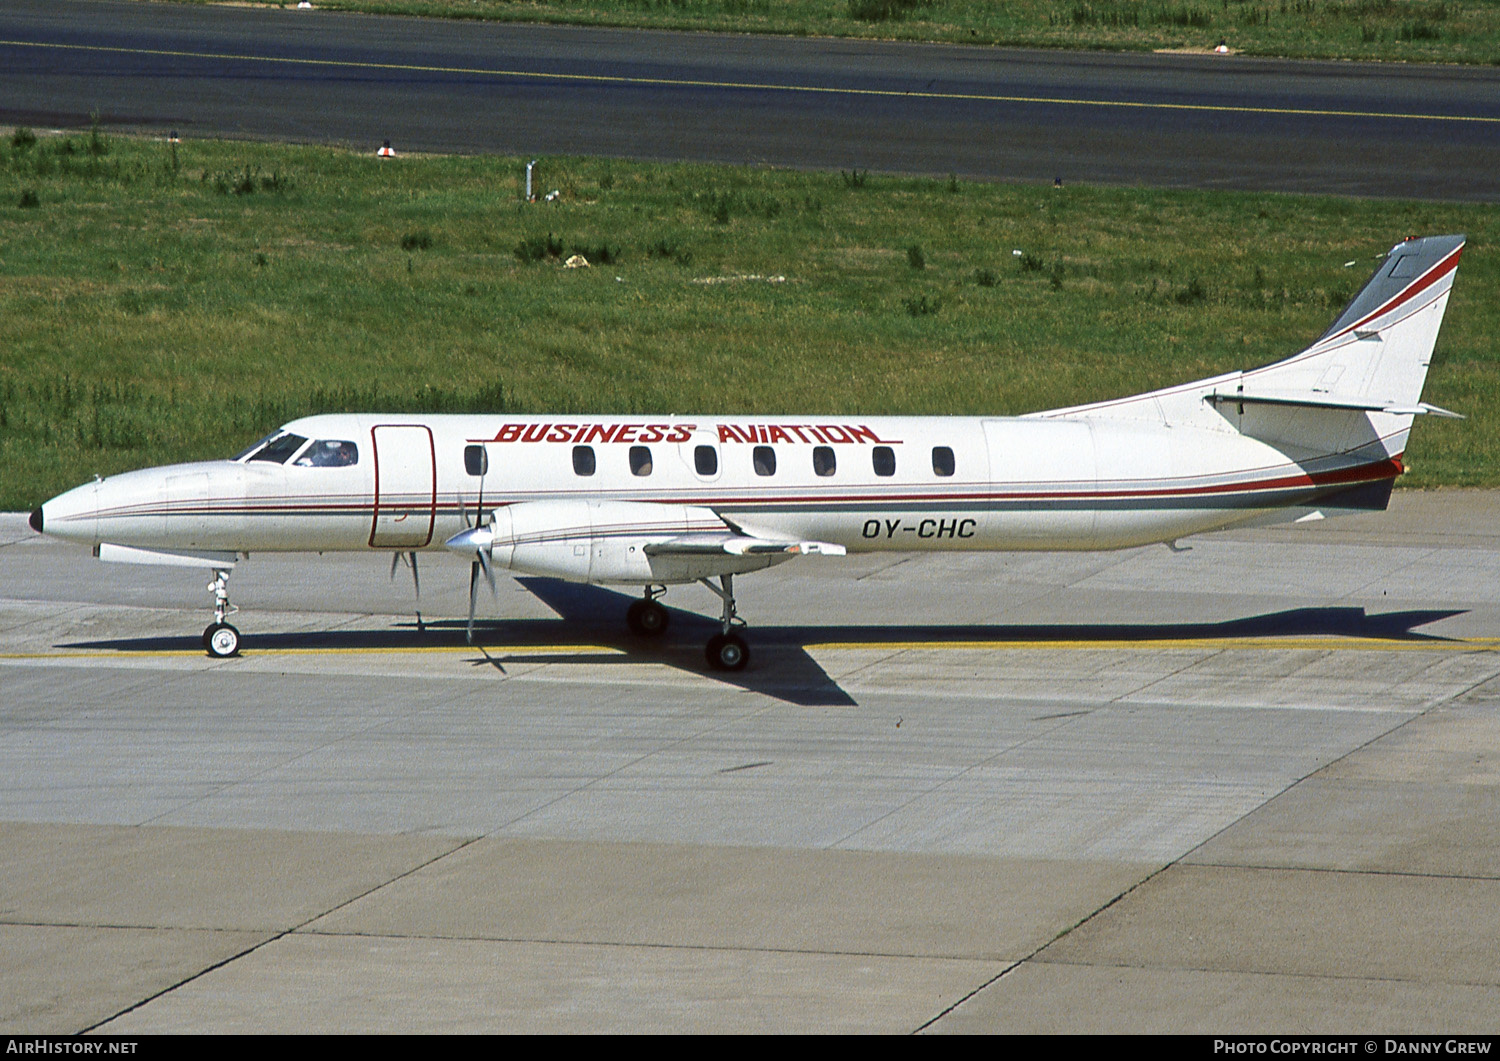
[643, 534, 846, 558]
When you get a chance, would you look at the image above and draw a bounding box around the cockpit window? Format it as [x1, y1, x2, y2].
[294, 440, 359, 467]
[246, 433, 309, 464]
[232, 431, 283, 462]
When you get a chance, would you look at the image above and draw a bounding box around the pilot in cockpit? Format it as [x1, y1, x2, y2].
[294, 439, 359, 467]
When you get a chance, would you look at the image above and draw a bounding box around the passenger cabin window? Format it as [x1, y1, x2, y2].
[932, 446, 956, 477]
[248, 433, 308, 464]
[464, 444, 488, 477]
[294, 440, 359, 467]
[629, 446, 653, 476]
[813, 446, 836, 477]
[872, 446, 896, 477]
[572, 445, 596, 476]
[753, 446, 776, 477]
[694, 445, 718, 476]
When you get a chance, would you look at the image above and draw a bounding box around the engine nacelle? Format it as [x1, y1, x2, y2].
[486, 500, 730, 584]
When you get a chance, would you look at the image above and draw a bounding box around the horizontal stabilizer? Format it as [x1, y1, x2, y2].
[1205, 391, 1464, 418]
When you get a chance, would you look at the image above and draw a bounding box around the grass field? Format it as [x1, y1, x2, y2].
[0, 130, 1495, 510]
[156, 0, 1500, 64]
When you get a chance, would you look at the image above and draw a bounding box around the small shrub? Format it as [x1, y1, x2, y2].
[1066, 2, 1140, 27]
[401, 230, 434, 252]
[18, 189, 39, 209]
[87, 112, 108, 157]
[1176, 277, 1208, 305]
[514, 233, 564, 263]
[647, 237, 679, 259]
[1017, 252, 1043, 272]
[840, 168, 867, 189]
[1154, 5, 1212, 28]
[848, 0, 930, 22]
[906, 244, 926, 270]
[1050, 263, 1065, 291]
[10, 127, 36, 151]
[209, 166, 289, 196]
[903, 294, 942, 317]
[973, 267, 998, 287]
[572, 241, 620, 265]
[647, 237, 693, 265]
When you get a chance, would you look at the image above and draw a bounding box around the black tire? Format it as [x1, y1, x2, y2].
[705, 632, 749, 672]
[627, 599, 669, 637]
[205, 622, 241, 658]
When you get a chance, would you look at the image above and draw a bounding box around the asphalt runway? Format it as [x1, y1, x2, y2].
[3, 493, 1500, 1033]
[3, 0, 1500, 199]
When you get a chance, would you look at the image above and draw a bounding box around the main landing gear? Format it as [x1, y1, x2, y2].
[625, 577, 750, 672]
[700, 574, 750, 672]
[202, 568, 241, 658]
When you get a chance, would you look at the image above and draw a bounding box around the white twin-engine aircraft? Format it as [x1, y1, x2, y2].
[32, 235, 1466, 670]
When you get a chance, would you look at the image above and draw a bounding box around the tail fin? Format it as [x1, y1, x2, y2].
[1044, 235, 1466, 462]
[1240, 233, 1464, 413]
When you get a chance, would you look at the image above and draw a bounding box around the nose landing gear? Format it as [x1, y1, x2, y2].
[626, 586, 670, 637]
[202, 568, 241, 658]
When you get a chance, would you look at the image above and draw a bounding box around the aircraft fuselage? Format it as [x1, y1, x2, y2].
[38, 411, 1397, 567]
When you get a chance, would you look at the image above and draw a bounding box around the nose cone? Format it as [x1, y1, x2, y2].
[35, 480, 99, 544]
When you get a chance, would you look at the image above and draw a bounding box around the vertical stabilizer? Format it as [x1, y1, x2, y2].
[1242, 233, 1465, 410]
[1041, 235, 1466, 455]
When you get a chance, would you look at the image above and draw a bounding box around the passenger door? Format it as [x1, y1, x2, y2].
[369, 424, 436, 548]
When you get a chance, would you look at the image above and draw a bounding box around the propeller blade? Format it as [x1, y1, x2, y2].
[408, 551, 420, 600]
[467, 560, 479, 643]
[477, 547, 497, 598]
[389, 551, 400, 581]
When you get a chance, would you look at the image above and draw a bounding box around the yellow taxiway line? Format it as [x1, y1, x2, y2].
[5, 38, 1499, 126]
[806, 637, 1500, 653]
